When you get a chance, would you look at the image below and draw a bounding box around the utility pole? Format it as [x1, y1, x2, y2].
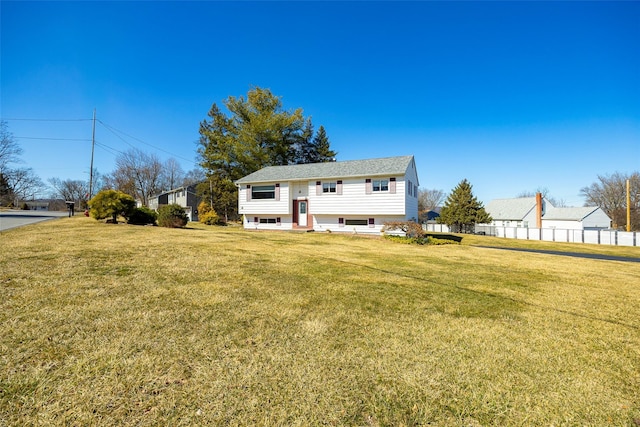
[627, 179, 631, 232]
[89, 109, 96, 201]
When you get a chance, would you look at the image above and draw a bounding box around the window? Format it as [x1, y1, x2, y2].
[373, 179, 389, 192]
[252, 185, 275, 199]
[259, 218, 277, 224]
[323, 182, 336, 193]
[345, 219, 368, 226]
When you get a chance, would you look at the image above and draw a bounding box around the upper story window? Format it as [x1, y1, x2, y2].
[252, 185, 275, 199]
[373, 179, 389, 192]
[323, 182, 336, 193]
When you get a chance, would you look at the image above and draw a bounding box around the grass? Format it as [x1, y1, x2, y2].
[1, 217, 639, 426]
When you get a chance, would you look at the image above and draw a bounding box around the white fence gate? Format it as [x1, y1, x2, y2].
[424, 223, 638, 247]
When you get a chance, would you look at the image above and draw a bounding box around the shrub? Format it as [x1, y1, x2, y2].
[157, 204, 188, 228]
[382, 221, 425, 238]
[88, 190, 136, 224]
[199, 210, 220, 226]
[198, 200, 225, 226]
[21, 202, 30, 210]
[127, 206, 157, 225]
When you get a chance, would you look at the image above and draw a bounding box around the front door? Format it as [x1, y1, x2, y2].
[298, 201, 307, 227]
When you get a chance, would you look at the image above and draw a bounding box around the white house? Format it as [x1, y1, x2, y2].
[484, 194, 610, 230]
[235, 155, 420, 233]
[542, 206, 611, 230]
[484, 195, 547, 229]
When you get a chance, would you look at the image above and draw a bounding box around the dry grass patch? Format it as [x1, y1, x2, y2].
[1, 217, 639, 425]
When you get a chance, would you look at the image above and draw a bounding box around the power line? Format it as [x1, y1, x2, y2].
[1, 117, 92, 122]
[97, 119, 198, 165]
[14, 136, 92, 141]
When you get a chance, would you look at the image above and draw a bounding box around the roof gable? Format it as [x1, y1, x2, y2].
[543, 206, 600, 221]
[485, 197, 538, 220]
[236, 155, 415, 184]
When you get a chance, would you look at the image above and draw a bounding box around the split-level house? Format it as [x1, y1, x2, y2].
[235, 155, 420, 233]
[148, 184, 201, 222]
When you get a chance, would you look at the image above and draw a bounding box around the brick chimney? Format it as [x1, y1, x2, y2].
[536, 192, 543, 229]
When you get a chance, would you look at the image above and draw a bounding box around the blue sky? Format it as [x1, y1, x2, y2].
[2, 1, 639, 206]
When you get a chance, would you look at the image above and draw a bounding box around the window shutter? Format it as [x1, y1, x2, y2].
[275, 183, 280, 201]
[316, 181, 322, 196]
[389, 177, 396, 194]
[365, 179, 372, 195]
[337, 180, 343, 195]
[276, 217, 281, 226]
[254, 217, 258, 224]
[338, 217, 344, 228]
[246, 185, 252, 201]
[368, 218, 375, 228]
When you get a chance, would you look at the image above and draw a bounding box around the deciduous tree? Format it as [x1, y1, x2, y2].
[4, 167, 45, 204]
[418, 188, 445, 222]
[581, 172, 639, 230]
[107, 148, 163, 206]
[0, 120, 22, 173]
[48, 178, 89, 208]
[438, 179, 491, 233]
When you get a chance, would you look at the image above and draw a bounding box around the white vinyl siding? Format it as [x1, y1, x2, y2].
[309, 178, 406, 215]
[239, 182, 290, 215]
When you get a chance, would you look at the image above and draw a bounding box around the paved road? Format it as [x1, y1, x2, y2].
[0, 210, 70, 232]
[477, 245, 640, 263]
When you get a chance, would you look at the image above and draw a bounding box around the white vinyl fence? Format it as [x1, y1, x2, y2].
[424, 223, 638, 247]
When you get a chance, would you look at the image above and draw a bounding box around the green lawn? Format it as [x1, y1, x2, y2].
[1, 217, 639, 426]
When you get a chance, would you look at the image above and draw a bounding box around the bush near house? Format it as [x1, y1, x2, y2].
[157, 203, 188, 228]
[88, 190, 136, 224]
[127, 206, 157, 225]
[382, 221, 460, 245]
[198, 201, 221, 226]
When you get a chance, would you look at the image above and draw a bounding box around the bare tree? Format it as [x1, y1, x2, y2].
[49, 178, 89, 208]
[183, 168, 206, 187]
[516, 187, 566, 207]
[108, 148, 164, 206]
[161, 157, 185, 191]
[5, 168, 45, 204]
[581, 172, 640, 230]
[418, 188, 445, 222]
[0, 120, 23, 173]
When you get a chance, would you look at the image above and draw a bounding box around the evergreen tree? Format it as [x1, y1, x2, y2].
[312, 125, 337, 162]
[294, 118, 315, 164]
[0, 172, 14, 206]
[438, 179, 491, 233]
[198, 87, 337, 220]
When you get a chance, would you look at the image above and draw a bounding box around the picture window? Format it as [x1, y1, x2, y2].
[252, 185, 275, 199]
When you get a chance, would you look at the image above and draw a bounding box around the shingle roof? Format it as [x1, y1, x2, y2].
[543, 206, 600, 221]
[235, 155, 415, 184]
[485, 197, 538, 220]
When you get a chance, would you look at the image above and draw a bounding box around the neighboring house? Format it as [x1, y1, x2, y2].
[235, 155, 420, 233]
[542, 206, 611, 230]
[25, 200, 50, 211]
[484, 196, 547, 229]
[148, 185, 201, 222]
[484, 194, 611, 230]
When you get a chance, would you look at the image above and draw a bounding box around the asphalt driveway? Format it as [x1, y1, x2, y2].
[0, 210, 69, 232]
[477, 245, 640, 263]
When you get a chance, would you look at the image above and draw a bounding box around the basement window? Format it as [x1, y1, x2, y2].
[345, 219, 368, 226]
